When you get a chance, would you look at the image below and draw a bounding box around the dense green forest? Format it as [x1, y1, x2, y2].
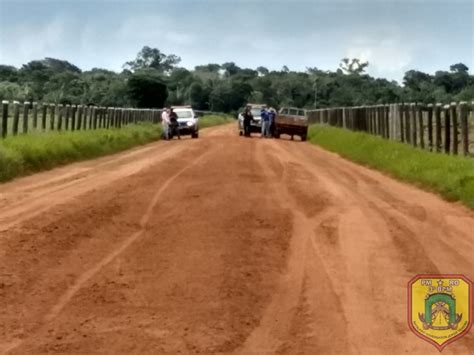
[0, 46, 472, 113]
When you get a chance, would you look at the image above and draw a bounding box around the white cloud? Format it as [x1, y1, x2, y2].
[346, 35, 412, 78]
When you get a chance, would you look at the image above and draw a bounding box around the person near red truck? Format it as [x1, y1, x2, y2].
[260, 107, 271, 138]
[268, 107, 276, 137]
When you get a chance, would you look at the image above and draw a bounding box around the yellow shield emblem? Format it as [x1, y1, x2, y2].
[408, 274, 472, 351]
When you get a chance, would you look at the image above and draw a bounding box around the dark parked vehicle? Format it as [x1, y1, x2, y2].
[274, 107, 309, 141]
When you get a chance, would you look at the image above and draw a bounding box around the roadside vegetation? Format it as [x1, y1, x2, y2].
[308, 125, 474, 209]
[0, 123, 162, 182]
[0, 114, 235, 183]
[198, 114, 234, 129]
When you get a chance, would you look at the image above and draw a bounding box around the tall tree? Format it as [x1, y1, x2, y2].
[339, 58, 369, 75]
[126, 70, 168, 108]
[124, 46, 181, 73]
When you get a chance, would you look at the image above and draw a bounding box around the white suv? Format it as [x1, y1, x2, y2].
[173, 106, 199, 138]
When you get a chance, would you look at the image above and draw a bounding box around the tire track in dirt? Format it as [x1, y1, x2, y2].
[268, 138, 473, 354]
[237, 141, 349, 354]
[45, 149, 212, 321]
[0, 141, 195, 232]
[0, 143, 213, 354]
[3, 151, 213, 352]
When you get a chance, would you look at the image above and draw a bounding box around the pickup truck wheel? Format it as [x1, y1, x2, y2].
[239, 131, 243, 136]
[191, 132, 199, 139]
[301, 135, 307, 141]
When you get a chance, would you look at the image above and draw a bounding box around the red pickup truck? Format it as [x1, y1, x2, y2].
[274, 107, 309, 141]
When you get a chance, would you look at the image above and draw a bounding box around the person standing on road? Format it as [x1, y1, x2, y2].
[161, 108, 170, 140]
[268, 108, 276, 137]
[260, 107, 270, 138]
[169, 108, 180, 140]
[242, 106, 253, 137]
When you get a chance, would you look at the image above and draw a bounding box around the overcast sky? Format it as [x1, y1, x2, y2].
[0, 0, 472, 83]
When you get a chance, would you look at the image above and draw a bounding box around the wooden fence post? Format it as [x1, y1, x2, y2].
[413, 103, 419, 146]
[405, 103, 411, 143]
[71, 105, 77, 131]
[394, 104, 401, 141]
[378, 105, 383, 135]
[32, 102, 38, 130]
[444, 104, 451, 154]
[355, 107, 361, 131]
[382, 104, 390, 139]
[367, 106, 372, 133]
[426, 104, 433, 151]
[77, 105, 83, 130]
[96, 107, 101, 128]
[434, 104, 442, 152]
[41, 103, 47, 131]
[12, 101, 20, 135]
[459, 102, 469, 156]
[88, 106, 93, 129]
[103, 107, 107, 128]
[50, 104, 56, 130]
[348, 108, 354, 130]
[65, 104, 72, 130]
[1, 100, 8, 138]
[451, 102, 458, 155]
[113, 108, 119, 128]
[378, 105, 383, 136]
[22, 101, 30, 134]
[93, 107, 98, 129]
[105, 107, 111, 128]
[101, 107, 106, 128]
[106, 108, 111, 129]
[399, 104, 405, 142]
[118, 109, 123, 126]
[126, 109, 130, 125]
[416, 104, 424, 149]
[57, 104, 64, 130]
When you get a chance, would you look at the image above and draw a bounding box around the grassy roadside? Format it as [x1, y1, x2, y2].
[0, 123, 163, 182]
[0, 114, 235, 183]
[308, 125, 474, 209]
[198, 114, 234, 129]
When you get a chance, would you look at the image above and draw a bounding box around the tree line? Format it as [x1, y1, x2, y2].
[0, 46, 472, 114]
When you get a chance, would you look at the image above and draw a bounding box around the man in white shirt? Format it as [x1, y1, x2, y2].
[161, 108, 170, 140]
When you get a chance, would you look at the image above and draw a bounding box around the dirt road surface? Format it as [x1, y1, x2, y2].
[0, 124, 473, 354]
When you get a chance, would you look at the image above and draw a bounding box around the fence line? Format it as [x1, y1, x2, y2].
[1, 101, 163, 138]
[307, 102, 474, 157]
[0, 101, 225, 139]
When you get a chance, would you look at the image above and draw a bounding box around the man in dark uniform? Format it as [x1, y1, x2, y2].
[169, 108, 180, 139]
[242, 106, 253, 137]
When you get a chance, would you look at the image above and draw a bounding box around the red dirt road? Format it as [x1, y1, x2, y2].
[0, 124, 473, 354]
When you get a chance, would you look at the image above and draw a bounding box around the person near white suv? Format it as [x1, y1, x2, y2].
[171, 106, 199, 139]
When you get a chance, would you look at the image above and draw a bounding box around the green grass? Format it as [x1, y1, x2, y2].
[198, 114, 234, 129]
[0, 114, 236, 183]
[0, 123, 162, 182]
[308, 124, 474, 209]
